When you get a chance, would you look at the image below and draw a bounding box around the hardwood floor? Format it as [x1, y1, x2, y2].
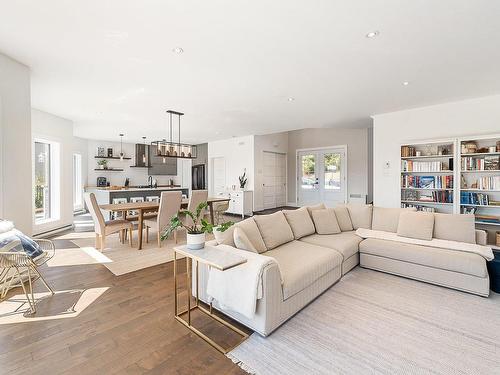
[0, 238, 250, 374]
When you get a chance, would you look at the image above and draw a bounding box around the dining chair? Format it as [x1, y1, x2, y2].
[144, 191, 182, 246]
[185, 189, 209, 224]
[84, 193, 134, 250]
[213, 201, 230, 225]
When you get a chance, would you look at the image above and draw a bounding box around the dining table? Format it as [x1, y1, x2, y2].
[99, 197, 231, 250]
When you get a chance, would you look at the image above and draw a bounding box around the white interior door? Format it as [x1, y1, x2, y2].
[212, 157, 226, 194]
[263, 151, 287, 209]
[297, 147, 346, 207]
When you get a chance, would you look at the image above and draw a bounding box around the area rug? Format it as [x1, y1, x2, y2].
[228, 267, 500, 375]
[67, 232, 186, 276]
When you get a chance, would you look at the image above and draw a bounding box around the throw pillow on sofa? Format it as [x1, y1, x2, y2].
[213, 225, 236, 247]
[306, 203, 326, 217]
[233, 227, 258, 253]
[372, 207, 416, 233]
[235, 218, 268, 253]
[346, 204, 373, 229]
[283, 207, 315, 239]
[311, 208, 341, 234]
[433, 213, 476, 244]
[333, 206, 354, 231]
[254, 211, 294, 250]
[397, 211, 434, 241]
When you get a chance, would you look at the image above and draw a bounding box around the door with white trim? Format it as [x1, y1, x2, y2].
[297, 147, 346, 207]
[263, 151, 287, 209]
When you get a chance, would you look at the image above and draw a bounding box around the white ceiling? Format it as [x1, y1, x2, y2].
[1, 0, 500, 144]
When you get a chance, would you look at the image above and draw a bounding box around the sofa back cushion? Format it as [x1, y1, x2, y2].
[254, 211, 294, 250]
[372, 207, 417, 233]
[283, 207, 315, 239]
[397, 211, 435, 241]
[433, 213, 476, 244]
[233, 227, 258, 253]
[333, 206, 354, 231]
[306, 203, 326, 217]
[346, 204, 373, 229]
[235, 218, 267, 253]
[213, 225, 236, 247]
[311, 208, 341, 234]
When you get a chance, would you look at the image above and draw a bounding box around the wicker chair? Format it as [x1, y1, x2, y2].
[0, 239, 55, 314]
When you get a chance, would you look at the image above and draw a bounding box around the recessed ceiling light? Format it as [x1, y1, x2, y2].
[288, 97, 295, 102]
[366, 31, 379, 38]
[402, 81, 410, 86]
[172, 47, 184, 54]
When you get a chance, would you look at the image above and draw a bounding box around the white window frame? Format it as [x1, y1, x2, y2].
[73, 153, 83, 211]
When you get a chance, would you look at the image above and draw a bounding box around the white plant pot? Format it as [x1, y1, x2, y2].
[187, 232, 205, 250]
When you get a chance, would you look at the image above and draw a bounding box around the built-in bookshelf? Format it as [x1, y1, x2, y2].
[459, 136, 500, 250]
[400, 140, 455, 213]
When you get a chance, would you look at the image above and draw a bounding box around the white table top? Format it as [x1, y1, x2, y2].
[174, 245, 247, 271]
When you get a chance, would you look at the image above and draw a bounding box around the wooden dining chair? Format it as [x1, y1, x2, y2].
[144, 191, 182, 247]
[84, 193, 134, 250]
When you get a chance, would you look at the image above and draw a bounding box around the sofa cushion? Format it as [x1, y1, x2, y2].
[283, 207, 315, 239]
[234, 218, 267, 253]
[372, 207, 416, 233]
[311, 209, 341, 234]
[265, 240, 343, 299]
[359, 238, 487, 277]
[213, 225, 236, 247]
[397, 211, 434, 241]
[306, 203, 326, 217]
[254, 212, 294, 250]
[346, 204, 373, 230]
[433, 213, 476, 244]
[233, 227, 258, 253]
[300, 231, 362, 260]
[333, 206, 354, 231]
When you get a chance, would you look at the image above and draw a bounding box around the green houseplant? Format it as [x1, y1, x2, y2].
[161, 202, 233, 250]
[97, 159, 108, 169]
[239, 171, 247, 190]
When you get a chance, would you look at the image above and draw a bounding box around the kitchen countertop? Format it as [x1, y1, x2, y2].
[86, 186, 186, 192]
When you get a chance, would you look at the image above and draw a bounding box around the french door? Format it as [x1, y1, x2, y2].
[263, 152, 287, 209]
[297, 147, 347, 207]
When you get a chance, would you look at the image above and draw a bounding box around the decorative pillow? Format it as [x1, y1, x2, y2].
[253, 212, 294, 250]
[306, 203, 326, 217]
[213, 225, 235, 247]
[311, 209, 341, 235]
[372, 207, 416, 233]
[333, 206, 354, 231]
[346, 204, 373, 229]
[283, 207, 315, 239]
[397, 211, 434, 241]
[0, 226, 43, 258]
[433, 213, 476, 244]
[235, 218, 267, 253]
[233, 227, 258, 253]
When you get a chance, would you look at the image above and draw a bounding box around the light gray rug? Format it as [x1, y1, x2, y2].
[228, 267, 500, 375]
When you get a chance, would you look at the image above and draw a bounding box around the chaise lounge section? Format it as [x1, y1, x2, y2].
[197, 204, 493, 336]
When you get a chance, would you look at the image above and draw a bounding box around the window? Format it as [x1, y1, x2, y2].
[73, 153, 83, 211]
[34, 139, 60, 224]
[300, 154, 316, 189]
[324, 153, 341, 190]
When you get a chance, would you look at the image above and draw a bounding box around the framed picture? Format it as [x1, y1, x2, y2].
[97, 147, 105, 157]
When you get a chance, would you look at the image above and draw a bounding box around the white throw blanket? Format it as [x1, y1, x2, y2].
[356, 228, 494, 261]
[206, 244, 279, 320]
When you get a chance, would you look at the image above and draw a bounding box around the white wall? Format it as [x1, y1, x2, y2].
[373, 94, 500, 208]
[86, 139, 190, 188]
[208, 135, 254, 196]
[0, 53, 32, 233]
[287, 128, 369, 205]
[253, 132, 288, 211]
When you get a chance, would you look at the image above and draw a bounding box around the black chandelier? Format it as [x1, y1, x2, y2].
[151, 110, 197, 159]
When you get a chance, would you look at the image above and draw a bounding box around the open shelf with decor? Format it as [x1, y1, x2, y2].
[459, 135, 500, 250]
[94, 156, 131, 160]
[400, 140, 455, 213]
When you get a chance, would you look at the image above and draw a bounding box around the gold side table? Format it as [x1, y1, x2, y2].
[173, 245, 249, 354]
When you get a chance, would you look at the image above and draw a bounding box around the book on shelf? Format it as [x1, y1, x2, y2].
[401, 175, 453, 189]
[401, 159, 452, 172]
[466, 176, 500, 190]
[461, 155, 500, 171]
[401, 146, 416, 157]
[401, 190, 452, 203]
[475, 214, 500, 225]
[401, 203, 436, 212]
[460, 192, 489, 205]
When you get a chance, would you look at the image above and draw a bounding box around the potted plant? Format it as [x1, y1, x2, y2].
[161, 202, 233, 250]
[97, 160, 108, 170]
[239, 171, 247, 190]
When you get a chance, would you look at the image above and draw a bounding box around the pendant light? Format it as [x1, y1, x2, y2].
[119, 133, 124, 161]
[151, 110, 197, 160]
[142, 136, 147, 164]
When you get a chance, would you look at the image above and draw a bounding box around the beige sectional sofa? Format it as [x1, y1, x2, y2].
[198, 204, 491, 336]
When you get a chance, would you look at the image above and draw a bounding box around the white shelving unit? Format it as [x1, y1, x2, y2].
[400, 140, 455, 213]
